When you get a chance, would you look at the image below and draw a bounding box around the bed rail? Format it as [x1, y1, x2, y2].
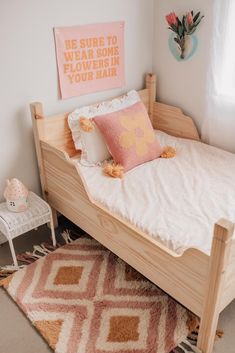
[39, 139, 209, 317]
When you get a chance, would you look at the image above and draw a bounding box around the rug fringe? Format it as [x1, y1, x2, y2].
[187, 324, 224, 342]
[31, 244, 52, 256]
[174, 325, 224, 353]
[187, 314, 199, 333]
[16, 231, 74, 264]
[0, 265, 25, 279]
[61, 230, 74, 244]
[215, 329, 224, 339]
[1, 229, 77, 272]
[0, 228, 77, 278]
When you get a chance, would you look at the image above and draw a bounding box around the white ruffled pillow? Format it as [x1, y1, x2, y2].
[68, 90, 140, 165]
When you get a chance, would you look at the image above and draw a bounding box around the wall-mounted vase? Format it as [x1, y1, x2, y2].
[168, 33, 198, 61]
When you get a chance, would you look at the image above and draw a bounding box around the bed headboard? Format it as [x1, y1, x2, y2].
[30, 73, 200, 159]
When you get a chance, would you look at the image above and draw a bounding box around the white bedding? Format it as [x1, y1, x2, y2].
[77, 131, 235, 255]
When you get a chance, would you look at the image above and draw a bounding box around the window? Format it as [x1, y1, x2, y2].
[214, 0, 235, 98]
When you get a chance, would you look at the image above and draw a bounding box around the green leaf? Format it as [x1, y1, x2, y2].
[168, 27, 175, 32]
[193, 16, 204, 28]
[188, 27, 197, 35]
[178, 25, 183, 37]
[182, 15, 187, 32]
[174, 37, 180, 44]
[171, 24, 178, 32]
[193, 12, 201, 23]
[168, 27, 178, 34]
[177, 18, 182, 27]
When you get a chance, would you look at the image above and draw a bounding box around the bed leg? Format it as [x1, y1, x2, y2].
[197, 219, 234, 353]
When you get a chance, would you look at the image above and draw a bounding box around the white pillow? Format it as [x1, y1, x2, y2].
[79, 124, 110, 165]
[68, 90, 140, 165]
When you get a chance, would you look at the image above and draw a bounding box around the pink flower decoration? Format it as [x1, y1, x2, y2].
[186, 12, 193, 25]
[165, 12, 178, 27]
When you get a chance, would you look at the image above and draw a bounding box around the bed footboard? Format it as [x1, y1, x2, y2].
[198, 219, 234, 353]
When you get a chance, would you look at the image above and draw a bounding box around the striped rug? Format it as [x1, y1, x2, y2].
[1, 237, 198, 353]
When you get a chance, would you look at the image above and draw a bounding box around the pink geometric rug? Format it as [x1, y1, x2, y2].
[1, 237, 197, 353]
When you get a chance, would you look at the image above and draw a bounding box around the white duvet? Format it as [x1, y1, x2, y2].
[78, 131, 235, 255]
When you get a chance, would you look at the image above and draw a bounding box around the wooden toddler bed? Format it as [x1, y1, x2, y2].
[30, 74, 235, 353]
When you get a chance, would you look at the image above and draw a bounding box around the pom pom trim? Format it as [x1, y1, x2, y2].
[79, 117, 94, 132]
[103, 163, 124, 179]
[161, 146, 176, 159]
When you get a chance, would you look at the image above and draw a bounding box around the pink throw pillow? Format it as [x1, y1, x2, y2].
[93, 101, 163, 172]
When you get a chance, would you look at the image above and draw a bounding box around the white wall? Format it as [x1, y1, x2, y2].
[153, 0, 213, 134]
[0, 0, 214, 246]
[0, 0, 154, 201]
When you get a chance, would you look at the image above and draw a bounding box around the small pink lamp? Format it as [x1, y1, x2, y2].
[4, 178, 29, 212]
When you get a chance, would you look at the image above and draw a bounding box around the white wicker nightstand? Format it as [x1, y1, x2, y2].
[0, 192, 56, 266]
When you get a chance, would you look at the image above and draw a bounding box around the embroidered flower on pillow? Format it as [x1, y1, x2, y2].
[119, 113, 155, 156]
[94, 101, 163, 172]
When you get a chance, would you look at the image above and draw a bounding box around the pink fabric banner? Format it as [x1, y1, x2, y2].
[54, 22, 125, 99]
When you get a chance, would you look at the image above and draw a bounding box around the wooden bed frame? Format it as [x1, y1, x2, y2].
[31, 74, 235, 353]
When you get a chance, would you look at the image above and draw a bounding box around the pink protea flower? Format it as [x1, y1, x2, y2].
[165, 12, 178, 27]
[186, 12, 193, 25]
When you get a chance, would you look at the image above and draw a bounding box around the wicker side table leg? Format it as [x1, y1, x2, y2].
[49, 216, 56, 247]
[8, 238, 18, 266]
[51, 208, 58, 228]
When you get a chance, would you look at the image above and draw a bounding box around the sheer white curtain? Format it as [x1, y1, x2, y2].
[202, 0, 235, 152]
